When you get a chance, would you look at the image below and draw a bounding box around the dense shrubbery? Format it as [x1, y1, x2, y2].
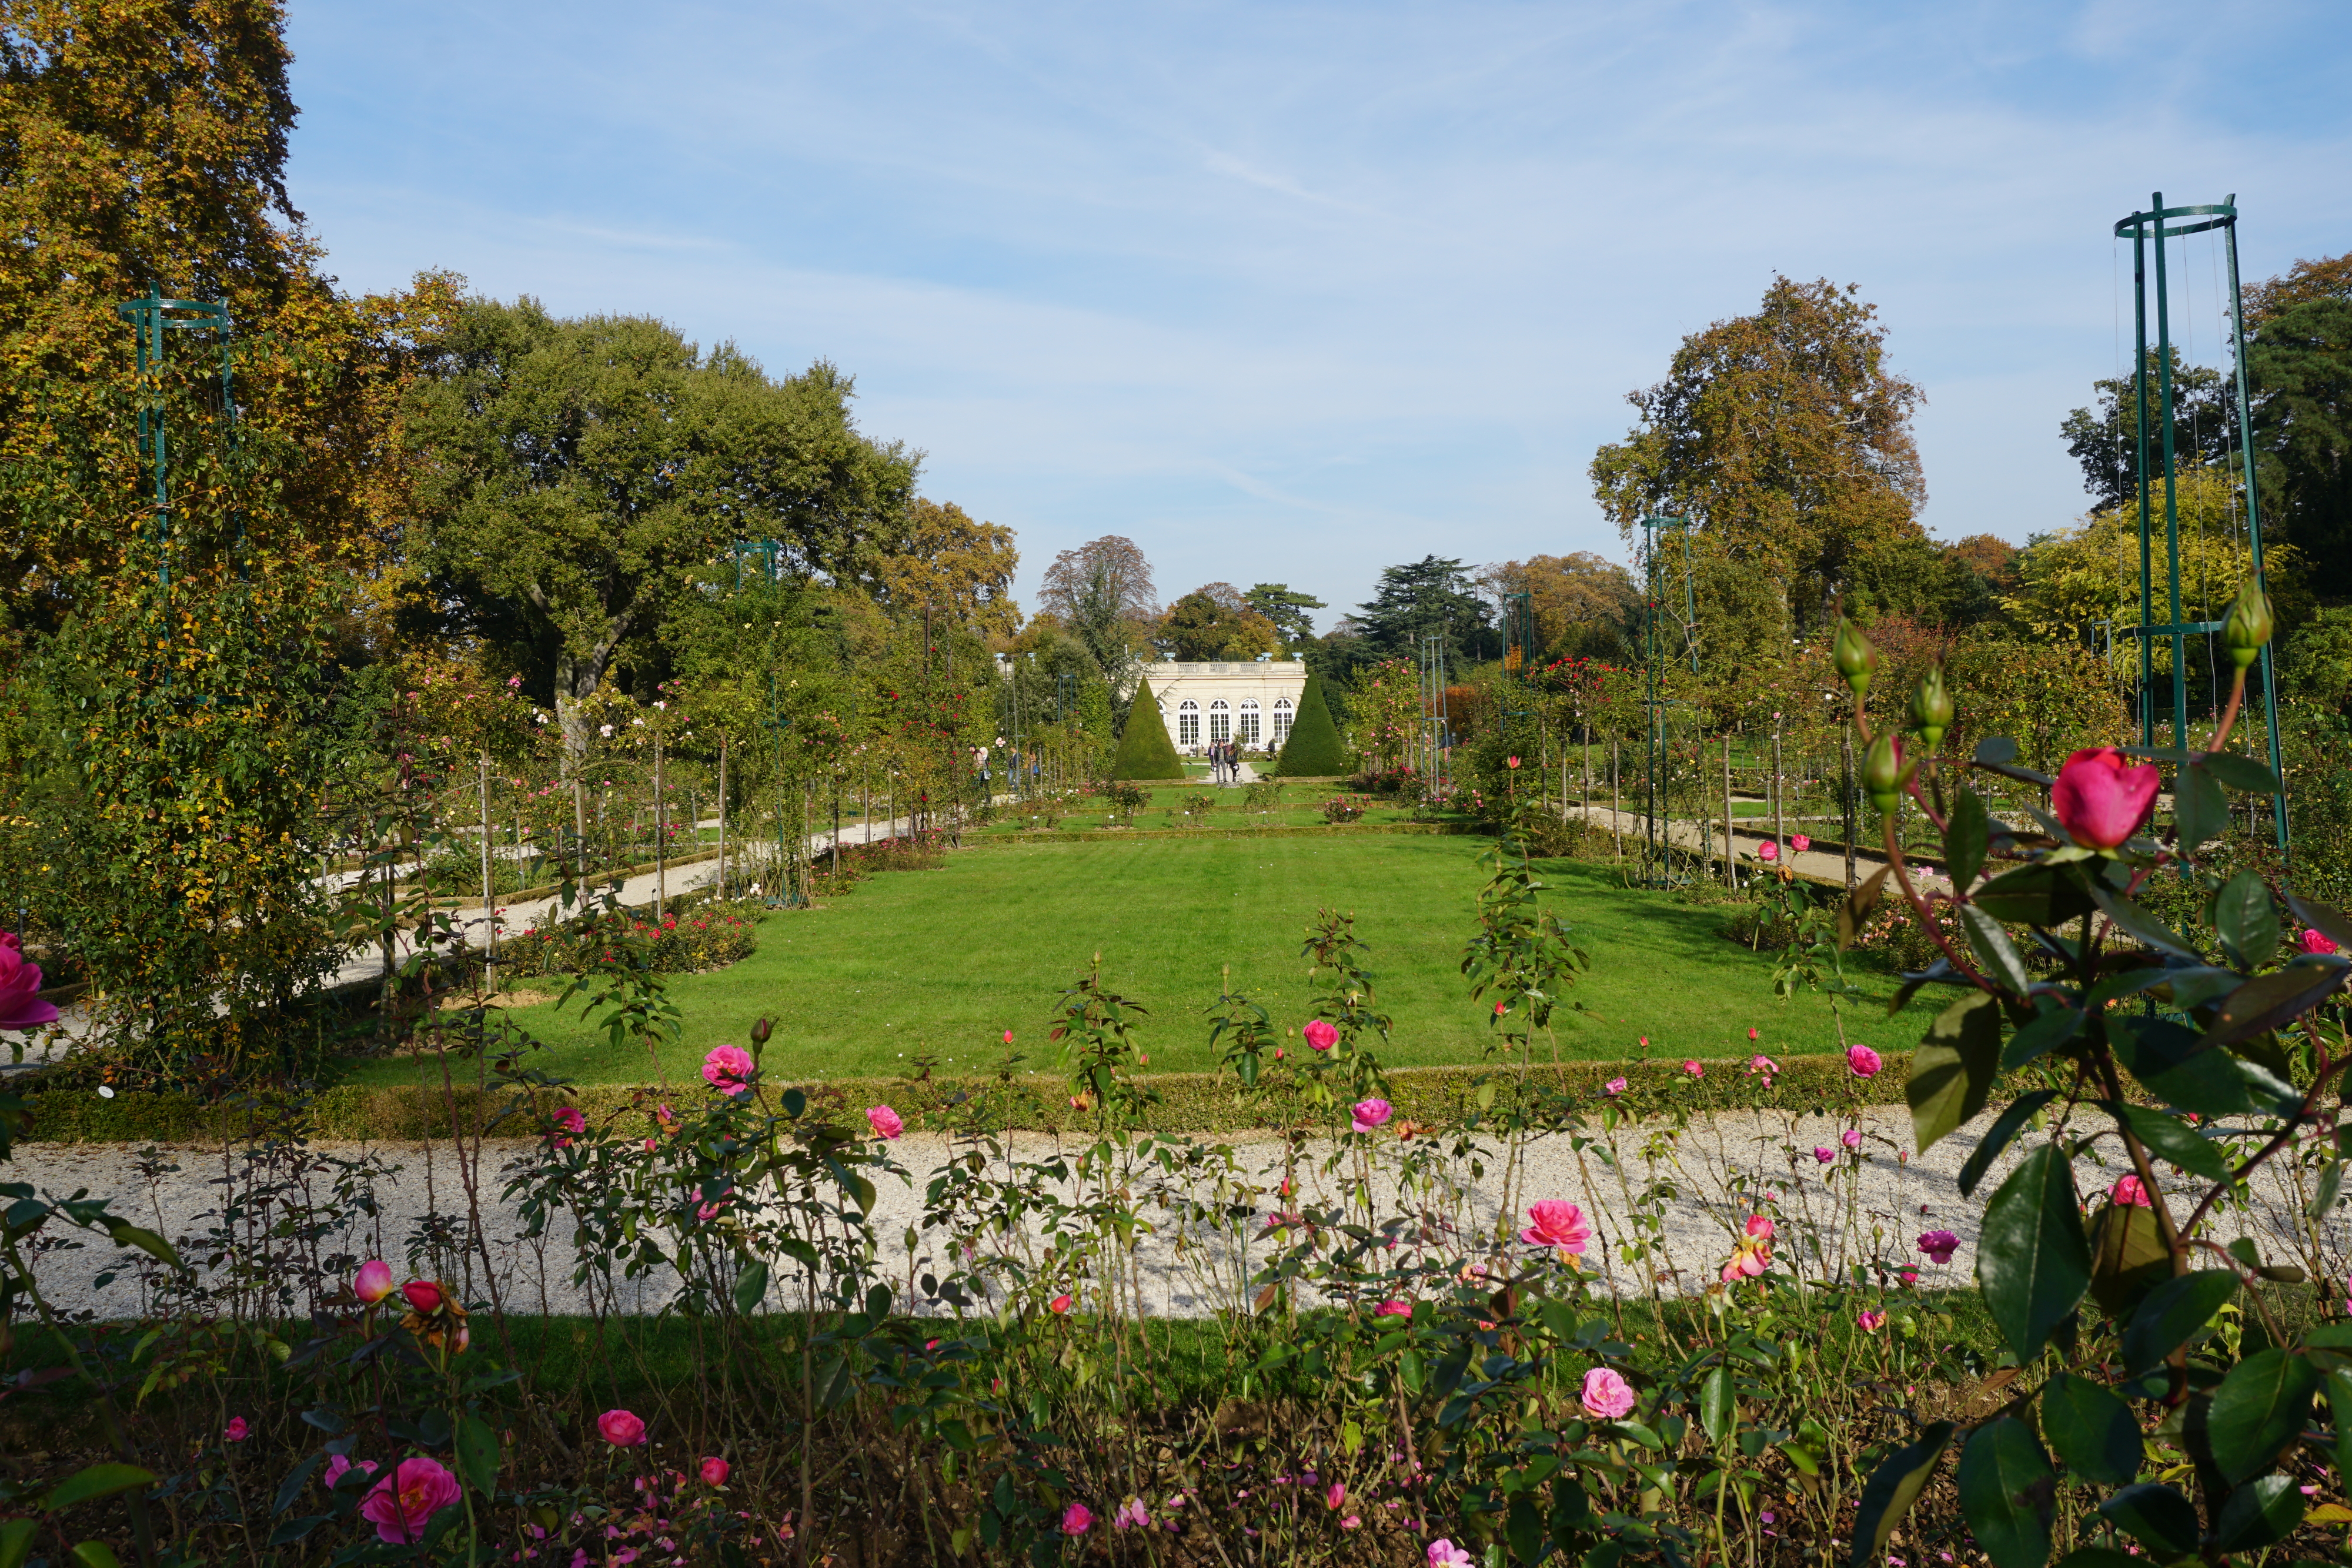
[496, 901, 763, 978]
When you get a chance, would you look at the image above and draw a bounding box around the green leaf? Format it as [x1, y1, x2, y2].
[1960, 1092, 2060, 1199]
[1947, 788, 1991, 889]
[44, 1464, 156, 1514]
[2101, 1102, 2232, 1182]
[1910, 991, 2004, 1154]
[2002, 1002, 2084, 1071]
[2040, 1373, 2142, 1486]
[2089, 1200, 2173, 1318]
[1505, 1492, 1544, 1566]
[1976, 863, 2097, 928]
[0, 1519, 38, 1568]
[2308, 1162, 2345, 1222]
[1975, 736, 2020, 765]
[733, 1259, 769, 1316]
[102, 1222, 182, 1271]
[2122, 1271, 2237, 1376]
[2206, 1348, 2318, 1482]
[68, 1546, 121, 1568]
[1957, 1418, 2055, 1568]
[1849, 1420, 1955, 1568]
[1979, 1144, 2091, 1364]
[456, 1413, 500, 1496]
[1837, 865, 1890, 952]
[2211, 871, 2280, 970]
[2097, 1483, 2201, 1557]
[1699, 1365, 1733, 1443]
[1961, 907, 2032, 995]
[2215, 1472, 2307, 1551]
[2321, 1370, 2352, 1477]
[2050, 1550, 2140, 1568]
[2085, 881, 2199, 959]
[2209, 964, 2350, 1049]
[271, 1450, 326, 1517]
[2176, 760, 2229, 851]
[2112, 1018, 2300, 1118]
[2203, 751, 2283, 795]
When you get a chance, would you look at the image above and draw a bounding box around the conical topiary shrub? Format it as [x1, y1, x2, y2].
[1109, 674, 1185, 780]
[1275, 673, 1349, 777]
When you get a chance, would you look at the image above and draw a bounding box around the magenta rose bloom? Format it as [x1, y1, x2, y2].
[353, 1260, 395, 1303]
[1350, 1098, 1394, 1134]
[401, 1280, 443, 1314]
[598, 1408, 647, 1446]
[359, 1457, 462, 1545]
[702, 1045, 754, 1095]
[0, 934, 58, 1032]
[1917, 1229, 1960, 1265]
[2051, 747, 2160, 850]
[1519, 1200, 1591, 1255]
[1790, 833, 1810, 853]
[1579, 1366, 1637, 1419]
[2111, 1174, 2153, 1208]
[1846, 1045, 1882, 1079]
[700, 1456, 729, 1486]
[2302, 927, 2342, 957]
[866, 1105, 904, 1140]
[1302, 1019, 1339, 1052]
[1061, 1503, 1094, 1535]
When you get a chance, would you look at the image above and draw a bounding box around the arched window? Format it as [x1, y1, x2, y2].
[1237, 698, 1261, 745]
[1177, 699, 1200, 748]
[1208, 699, 1231, 744]
[1272, 697, 1294, 745]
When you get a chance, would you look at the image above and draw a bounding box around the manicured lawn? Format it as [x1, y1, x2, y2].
[971, 780, 1420, 835]
[340, 834, 1921, 1088]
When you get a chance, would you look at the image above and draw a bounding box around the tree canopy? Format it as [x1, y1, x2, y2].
[403, 298, 917, 758]
[1352, 556, 1492, 665]
[1159, 583, 1281, 661]
[1589, 276, 1926, 634]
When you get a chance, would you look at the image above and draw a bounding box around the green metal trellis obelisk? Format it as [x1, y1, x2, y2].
[2113, 193, 2287, 855]
[1638, 514, 1696, 886]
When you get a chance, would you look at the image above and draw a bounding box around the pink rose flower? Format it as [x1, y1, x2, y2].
[324, 1455, 379, 1490]
[1857, 1309, 1887, 1332]
[1745, 1215, 1774, 1241]
[1114, 1497, 1150, 1530]
[700, 1457, 729, 1486]
[1049, 1293, 1073, 1315]
[552, 1106, 586, 1135]
[1917, 1230, 1960, 1265]
[1683, 1059, 1703, 1078]
[2301, 928, 2341, 957]
[1790, 833, 1810, 853]
[402, 1280, 443, 1314]
[1428, 1542, 1475, 1568]
[1759, 840, 1779, 861]
[1374, 1299, 1412, 1318]
[866, 1105, 904, 1140]
[1520, 1200, 1591, 1255]
[1603, 1077, 1627, 1096]
[1749, 1054, 1778, 1079]
[598, 1409, 647, 1447]
[224, 1417, 249, 1442]
[1846, 1045, 1882, 1078]
[0, 934, 59, 1031]
[360, 1457, 462, 1545]
[2052, 747, 2161, 850]
[1842, 1129, 1863, 1150]
[354, 1260, 394, 1303]
[1061, 1503, 1094, 1535]
[1579, 1366, 1637, 1419]
[1351, 1098, 1394, 1134]
[2111, 1174, 2153, 1208]
[702, 1044, 754, 1095]
[1302, 1019, 1339, 1052]
[1813, 1147, 1835, 1164]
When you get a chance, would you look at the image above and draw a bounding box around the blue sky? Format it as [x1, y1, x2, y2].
[282, 0, 2350, 630]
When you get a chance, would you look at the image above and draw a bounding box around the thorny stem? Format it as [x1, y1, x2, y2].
[2208, 667, 2250, 755]
[1880, 813, 1990, 994]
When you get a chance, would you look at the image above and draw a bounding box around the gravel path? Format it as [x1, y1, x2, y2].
[13, 1104, 2321, 1322]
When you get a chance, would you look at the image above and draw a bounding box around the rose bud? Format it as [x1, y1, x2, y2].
[2221, 577, 2274, 671]
[1908, 665, 1953, 751]
[1833, 617, 1878, 700]
[1862, 733, 1905, 817]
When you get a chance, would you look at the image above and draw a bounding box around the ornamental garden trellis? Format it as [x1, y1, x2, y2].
[2113, 192, 2288, 858]
[1636, 513, 1700, 887]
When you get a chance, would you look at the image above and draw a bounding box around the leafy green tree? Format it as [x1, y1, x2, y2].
[1039, 536, 1157, 684]
[1275, 673, 1349, 777]
[2058, 350, 2232, 511]
[404, 299, 916, 763]
[1353, 556, 1492, 665]
[1589, 276, 1925, 633]
[1242, 583, 1325, 648]
[1159, 583, 1279, 661]
[1107, 674, 1183, 780]
[2247, 296, 2351, 597]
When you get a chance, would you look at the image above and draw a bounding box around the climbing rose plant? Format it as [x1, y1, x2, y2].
[1837, 578, 2352, 1568]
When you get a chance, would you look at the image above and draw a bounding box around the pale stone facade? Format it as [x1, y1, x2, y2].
[1137, 656, 1309, 757]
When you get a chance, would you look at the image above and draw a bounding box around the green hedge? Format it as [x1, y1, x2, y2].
[1109, 674, 1185, 780]
[1274, 673, 1348, 776]
[15, 1051, 1912, 1144]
